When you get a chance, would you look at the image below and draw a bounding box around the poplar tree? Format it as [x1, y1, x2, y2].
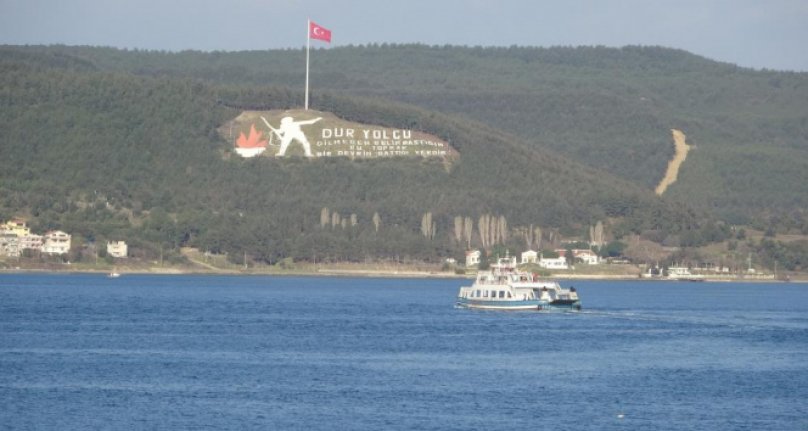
[421, 212, 435, 239]
[372, 212, 381, 233]
[478, 214, 489, 249]
[499, 215, 508, 244]
[464, 217, 473, 249]
[534, 226, 543, 250]
[454, 216, 463, 243]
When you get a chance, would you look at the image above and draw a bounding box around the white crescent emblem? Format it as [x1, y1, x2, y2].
[313, 27, 324, 35]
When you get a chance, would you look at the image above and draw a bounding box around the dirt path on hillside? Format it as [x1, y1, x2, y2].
[655, 129, 690, 195]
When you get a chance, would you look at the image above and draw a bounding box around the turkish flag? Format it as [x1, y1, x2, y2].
[309, 21, 331, 43]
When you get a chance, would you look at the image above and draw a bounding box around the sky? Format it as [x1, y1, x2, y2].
[1, 0, 807, 71]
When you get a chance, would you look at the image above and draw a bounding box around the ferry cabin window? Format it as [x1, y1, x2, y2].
[507, 292, 512, 298]
[483, 290, 489, 298]
[475, 290, 481, 297]
[498, 291, 505, 298]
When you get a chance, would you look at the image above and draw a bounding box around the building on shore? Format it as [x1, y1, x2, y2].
[1, 219, 75, 257]
[538, 256, 569, 270]
[521, 250, 538, 264]
[465, 250, 481, 268]
[1, 233, 20, 257]
[42, 230, 71, 255]
[20, 234, 43, 251]
[107, 241, 128, 258]
[1, 218, 31, 237]
[556, 249, 601, 265]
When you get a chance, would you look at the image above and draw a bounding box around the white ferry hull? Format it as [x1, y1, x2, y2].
[456, 297, 548, 310]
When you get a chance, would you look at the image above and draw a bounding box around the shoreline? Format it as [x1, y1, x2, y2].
[1, 265, 804, 283]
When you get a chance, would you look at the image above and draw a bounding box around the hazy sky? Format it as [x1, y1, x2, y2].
[2, 0, 807, 71]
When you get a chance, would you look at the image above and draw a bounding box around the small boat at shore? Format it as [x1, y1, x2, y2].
[108, 270, 121, 278]
[456, 255, 581, 311]
[666, 266, 704, 282]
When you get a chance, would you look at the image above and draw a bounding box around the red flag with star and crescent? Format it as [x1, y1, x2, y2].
[309, 21, 331, 43]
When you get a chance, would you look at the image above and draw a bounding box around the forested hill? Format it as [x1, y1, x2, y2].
[15, 43, 806, 224]
[0, 47, 710, 264]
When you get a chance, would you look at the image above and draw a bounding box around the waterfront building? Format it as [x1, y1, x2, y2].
[1, 218, 30, 237]
[465, 250, 481, 268]
[0, 233, 20, 257]
[555, 249, 601, 265]
[42, 230, 71, 255]
[107, 240, 128, 258]
[20, 234, 43, 251]
[538, 256, 569, 270]
[520, 250, 538, 264]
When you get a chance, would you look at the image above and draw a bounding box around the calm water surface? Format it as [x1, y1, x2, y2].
[1, 274, 806, 430]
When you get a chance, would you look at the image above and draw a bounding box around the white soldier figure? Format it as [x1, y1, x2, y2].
[262, 116, 321, 157]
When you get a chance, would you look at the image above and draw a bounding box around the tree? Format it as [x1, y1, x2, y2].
[477, 249, 490, 270]
[478, 214, 489, 249]
[372, 212, 381, 233]
[564, 245, 575, 268]
[600, 241, 627, 258]
[420, 212, 435, 239]
[589, 220, 604, 247]
[498, 215, 508, 244]
[623, 236, 668, 263]
[534, 226, 542, 250]
[331, 212, 341, 229]
[464, 217, 473, 249]
[453, 216, 463, 243]
[320, 207, 329, 228]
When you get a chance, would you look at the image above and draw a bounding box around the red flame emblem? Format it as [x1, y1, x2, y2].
[236, 124, 268, 148]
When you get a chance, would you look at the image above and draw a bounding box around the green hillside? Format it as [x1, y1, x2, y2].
[22, 44, 806, 224]
[0, 47, 712, 264]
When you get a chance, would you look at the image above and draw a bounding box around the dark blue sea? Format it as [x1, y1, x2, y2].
[1, 274, 806, 430]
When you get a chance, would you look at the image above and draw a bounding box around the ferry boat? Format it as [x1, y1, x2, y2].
[456, 255, 581, 311]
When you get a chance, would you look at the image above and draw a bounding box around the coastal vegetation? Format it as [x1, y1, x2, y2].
[1, 45, 806, 272]
[13, 43, 805, 222]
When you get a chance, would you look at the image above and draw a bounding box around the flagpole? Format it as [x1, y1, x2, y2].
[305, 18, 310, 110]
